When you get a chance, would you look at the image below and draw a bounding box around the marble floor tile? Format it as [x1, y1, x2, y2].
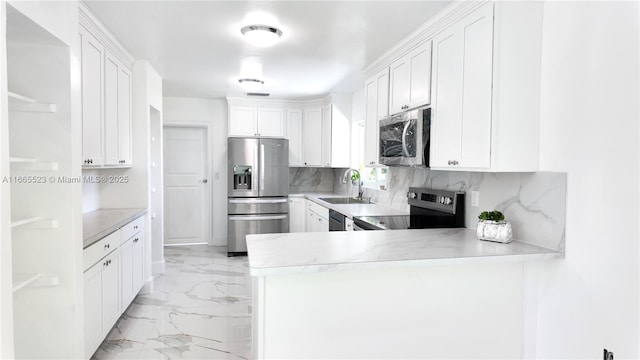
[92, 246, 252, 360]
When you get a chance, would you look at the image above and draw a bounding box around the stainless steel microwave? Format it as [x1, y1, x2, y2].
[379, 107, 430, 167]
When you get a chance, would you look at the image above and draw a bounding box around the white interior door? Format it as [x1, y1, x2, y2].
[163, 126, 209, 245]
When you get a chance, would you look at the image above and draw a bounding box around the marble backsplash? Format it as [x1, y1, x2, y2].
[362, 168, 567, 251]
[289, 167, 350, 194]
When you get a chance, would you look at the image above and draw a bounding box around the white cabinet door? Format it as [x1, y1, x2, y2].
[364, 68, 389, 166]
[132, 233, 144, 295]
[229, 106, 258, 137]
[117, 66, 132, 166]
[389, 41, 432, 115]
[104, 54, 119, 166]
[101, 251, 120, 332]
[303, 107, 322, 166]
[319, 217, 329, 232]
[389, 55, 411, 115]
[80, 28, 104, 167]
[321, 105, 332, 167]
[458, 6, 493, 169]
[120, 237, 134, 308]
[104, 53, 132, 167]
[287, 109, 304, 166]
[289, 198, 306, 233]
[431, 3, 493, 169]
[431, 27, 463, 168]
[84, 263, 103, 357]
[345, 218, 354, 231]
[408, 41, 432, 108]
[257, 108, 285, 137]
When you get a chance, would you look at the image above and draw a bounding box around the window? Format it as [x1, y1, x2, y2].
[353, 121, 387, 190]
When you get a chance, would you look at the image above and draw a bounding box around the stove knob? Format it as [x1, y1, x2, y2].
[443, 197, 452, 205]
[407, 192, 417, 199]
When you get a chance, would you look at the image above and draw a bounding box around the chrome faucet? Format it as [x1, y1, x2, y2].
[342, 168, 363, 200]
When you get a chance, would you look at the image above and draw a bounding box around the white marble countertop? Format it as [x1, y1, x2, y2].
[246, 228, 562, 276]
[290, 192, 408, 219]
[83, 208, 147, 249]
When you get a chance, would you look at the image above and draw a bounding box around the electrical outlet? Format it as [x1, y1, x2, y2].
[471, 191, 480, 207]
[603, 349, 614, 360]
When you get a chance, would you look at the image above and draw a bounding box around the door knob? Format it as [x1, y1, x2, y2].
[201, 179, 208, 183]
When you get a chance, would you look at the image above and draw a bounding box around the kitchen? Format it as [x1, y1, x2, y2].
[0, 1, 638, 359]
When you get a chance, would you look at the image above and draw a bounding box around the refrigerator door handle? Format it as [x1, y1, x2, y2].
[260, 143, 265, 192]
[228, 215, 288, 221]
[229, 198, 288, 204]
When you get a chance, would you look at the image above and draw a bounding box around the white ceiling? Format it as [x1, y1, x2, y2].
[85, 1, 452, 99]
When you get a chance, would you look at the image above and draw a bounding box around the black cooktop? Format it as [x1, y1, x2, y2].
[354, 213, 459, 230]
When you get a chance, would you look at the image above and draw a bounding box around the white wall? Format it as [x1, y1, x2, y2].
[536, 1, 639, 358]
[163, 97, 228, 245]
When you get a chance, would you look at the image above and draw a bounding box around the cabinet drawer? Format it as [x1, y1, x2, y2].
[121, 216, 144, 243]
[84, 230, 120, 271]
[307, 200, 329, 220]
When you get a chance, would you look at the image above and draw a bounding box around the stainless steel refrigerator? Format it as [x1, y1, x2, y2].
[227, 137, 289, 256]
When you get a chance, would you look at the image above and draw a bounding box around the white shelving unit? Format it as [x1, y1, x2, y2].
[12, 273, 59, 293]
[10, 216, 58, 229]
[9, 157, 59, 171]
[8, 91, 57, 113]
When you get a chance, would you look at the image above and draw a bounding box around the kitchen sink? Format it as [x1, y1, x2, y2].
[319, 197, 371, 205]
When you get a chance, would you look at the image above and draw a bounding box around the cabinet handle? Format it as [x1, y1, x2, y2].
[133, 237, 139, 243]
[134, 225, 138, 230]
[104, 243, 110, 249]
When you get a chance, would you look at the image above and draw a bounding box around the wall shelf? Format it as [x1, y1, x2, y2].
[11, 217, 59, 229]
[9, 157, 59, 171]
[8, 91, 57, 113]
[12, 273, 59, 293]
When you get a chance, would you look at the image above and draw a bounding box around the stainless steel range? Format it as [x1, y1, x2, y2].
[353, 187, 464, 230]
[227, 137, 289, 256]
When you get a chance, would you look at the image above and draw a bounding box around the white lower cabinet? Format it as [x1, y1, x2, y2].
[305, 200, 329, 232]
[289, 198, 306, 233]
[84, 215, 145, 358]
[345, 218, 354, 231]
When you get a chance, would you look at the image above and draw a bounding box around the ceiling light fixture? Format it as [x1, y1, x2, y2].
[240, 25, 283, 48]
[238, 78, 265, 92]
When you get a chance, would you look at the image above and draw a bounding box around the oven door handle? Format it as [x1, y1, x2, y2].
[401, 119, 412, 156]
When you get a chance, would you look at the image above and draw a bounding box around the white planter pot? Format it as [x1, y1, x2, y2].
[476, 220, 513, 243]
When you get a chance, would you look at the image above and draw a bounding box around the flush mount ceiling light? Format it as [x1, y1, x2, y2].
[240, 25, 283, 48]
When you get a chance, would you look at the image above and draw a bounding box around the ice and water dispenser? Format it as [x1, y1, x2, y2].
[232, 165, 252, 190]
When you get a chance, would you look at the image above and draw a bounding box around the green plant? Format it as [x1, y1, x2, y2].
[478, 210, 505, 222]
[351, 172, 360, 181]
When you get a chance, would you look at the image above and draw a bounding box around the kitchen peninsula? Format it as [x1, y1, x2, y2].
[247, 229, 561, 359]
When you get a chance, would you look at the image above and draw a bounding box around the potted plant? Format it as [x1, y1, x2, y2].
[476, 210, 513, 243]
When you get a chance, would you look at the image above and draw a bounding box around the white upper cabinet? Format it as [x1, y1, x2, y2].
[389, 40, 432, 115]
[80, 28, 104, 167]
[325, 96, 352, 168]
[321, 104, 332, 167]
[287, 109, 304, 166]
[430, 1, 543, 171]
[364, 67, 389, 166]
[257, 107, 286, 137]
[80, 25, 133, 169]
[228, 106, 257, 136]
[104, 51, 132, 166]
[302, 107, 323, 166]
[228, 106, 285, 137]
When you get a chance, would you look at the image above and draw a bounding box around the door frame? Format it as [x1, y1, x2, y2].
[163, 122, 212, 245]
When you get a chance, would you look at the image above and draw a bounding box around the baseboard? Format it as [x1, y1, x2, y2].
[141, 276, 154, 295]
[212, 236, 227, 246]
[152, 259, 166, 276]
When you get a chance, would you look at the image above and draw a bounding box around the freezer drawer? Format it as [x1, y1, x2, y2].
[227, 213, 289, 255]
[228, 197, 289, 215]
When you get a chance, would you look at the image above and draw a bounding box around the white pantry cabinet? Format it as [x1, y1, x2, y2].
[80, 26, 133, 169]
[364, 67, 390, 166]
[228, 106, 286, 137]
[388, 40, 432, 115]
[287, 108, 304, 166]
[430, 2, 543, 171]
[321, 95, 352, 168]
[288, 197, 306, 232]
